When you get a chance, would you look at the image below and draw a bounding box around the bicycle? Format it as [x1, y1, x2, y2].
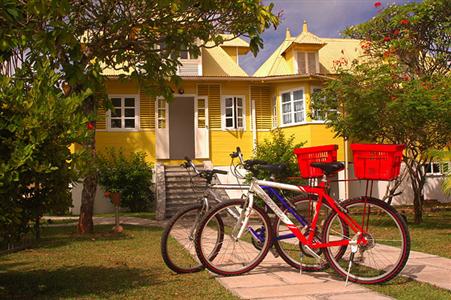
[161, 157, 245, 273]
[194, 145, 410, 284]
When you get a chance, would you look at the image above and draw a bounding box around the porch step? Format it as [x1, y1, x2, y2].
[163, 164, 208, 218]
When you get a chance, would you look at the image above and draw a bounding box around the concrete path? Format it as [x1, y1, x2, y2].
[46, 216, 451, 298]
[43, 216, 165, 228]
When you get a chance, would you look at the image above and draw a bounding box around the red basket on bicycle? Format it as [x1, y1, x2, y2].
[351, 144, 405, 180]
[294, 145, 338, 178]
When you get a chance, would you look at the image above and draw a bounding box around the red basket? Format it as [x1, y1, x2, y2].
[294, 145, 338, 178]
[351, 144, 405, 180]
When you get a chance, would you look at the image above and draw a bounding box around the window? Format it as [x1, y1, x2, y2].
[296, 52, 318, 74]
[281, 89, 305, 125]
[222, 96, 245, 129]
[425, 162, 450, 176]
[108, 95, 139, 130]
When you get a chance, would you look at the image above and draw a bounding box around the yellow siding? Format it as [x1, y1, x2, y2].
[210, 131, 254, 165]
[96, 131, 156, 163]
[308, 124, 346, 161]
[250, 86, 272, 130]
[285, 49, 295, 74]
[198, 84, 221, 129]
[221, 82, 251, 131]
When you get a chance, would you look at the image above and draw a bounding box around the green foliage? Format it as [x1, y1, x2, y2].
[250, 129, 305, 180]
[0, 61, 90, 242]
[343, 0, 450, 77]
[97, 149, 154, 212]
[313, 0, 451, 223]
[0, 0, 280, 231]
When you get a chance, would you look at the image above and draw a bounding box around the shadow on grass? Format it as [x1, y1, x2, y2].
[1, 225, 161, 254]
[0, 265, 161, 299]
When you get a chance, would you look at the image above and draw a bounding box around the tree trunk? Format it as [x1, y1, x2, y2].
[34, 216, 40, 240]
[77, 96, 97, 234]
[78, 173, 97, 233]
[413, 192, 423, 224]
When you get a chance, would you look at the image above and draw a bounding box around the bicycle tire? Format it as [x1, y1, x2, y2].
[195, 199, 272, 276]
[273, 195, 335, 272]
[161, 203, 224, 273]
[322, 197, 410, 284]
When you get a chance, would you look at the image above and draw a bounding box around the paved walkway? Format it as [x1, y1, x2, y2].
[45, 216, 451, 299]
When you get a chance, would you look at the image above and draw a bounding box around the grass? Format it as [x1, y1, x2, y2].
[401, 209, 451, 258]
[0, 225, 236, 300]
[94, 211, 156, 220]
[366, 276, 451, 300]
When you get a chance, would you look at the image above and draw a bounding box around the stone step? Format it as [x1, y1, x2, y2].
[165, 177, 206, 183]
[166, 193, 202, 201]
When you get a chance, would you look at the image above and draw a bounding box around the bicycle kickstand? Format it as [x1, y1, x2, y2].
[299, 252, 304, 275]
[345, 241, 359, 287]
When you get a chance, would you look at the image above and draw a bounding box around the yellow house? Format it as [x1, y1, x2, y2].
[72, 22, 365, 217]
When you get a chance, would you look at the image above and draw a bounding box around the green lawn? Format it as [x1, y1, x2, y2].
[401, 209, 451, 258]
[0, 225, 236, 299]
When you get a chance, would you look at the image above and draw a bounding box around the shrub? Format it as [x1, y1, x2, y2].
[97, 149, 154, 212]
[250, 129, 305, 180]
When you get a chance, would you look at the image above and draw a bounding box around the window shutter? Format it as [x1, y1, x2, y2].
[297, 52, 306, 74]
[140, 90, 155, 129]
[308, 52, 317, 74]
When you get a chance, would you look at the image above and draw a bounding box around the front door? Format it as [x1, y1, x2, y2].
[169, 97, 195, 159]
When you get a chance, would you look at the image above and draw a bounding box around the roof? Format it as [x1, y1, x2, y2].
[219, 34, 250, 48]
[254, 36, 363, 77]
[202, 45, 248, 76]
[292, 31, 325, 46]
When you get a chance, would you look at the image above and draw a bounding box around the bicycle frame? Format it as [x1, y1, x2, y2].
[240, 178, 368, 249]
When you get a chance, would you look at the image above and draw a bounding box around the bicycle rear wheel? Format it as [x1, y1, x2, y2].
[273, 195, 334, 271]
[195, 199, 272, 276]
[161, 203, 224, 273]
[322, 197, 410, 284]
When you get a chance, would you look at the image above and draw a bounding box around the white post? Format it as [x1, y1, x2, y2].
[251, 99, 257, 151]
[344, 137, 349, 199]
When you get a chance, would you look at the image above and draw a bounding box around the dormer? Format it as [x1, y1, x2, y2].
[178, 47, 203, 76]
[219, 35, 250, 66]
[283, 21, 325, 75]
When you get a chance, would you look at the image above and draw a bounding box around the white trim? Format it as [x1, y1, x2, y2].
[251, 99, 257, 150]
[279, 87, 306, 126]
[221, 95, 246, 130]
[194, 96, 210, 158]
[106, 94, 140, 131]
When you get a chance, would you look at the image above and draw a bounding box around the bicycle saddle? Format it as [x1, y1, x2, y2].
[310, 162, 344, 176]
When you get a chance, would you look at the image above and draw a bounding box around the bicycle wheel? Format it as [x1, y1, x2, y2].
[273, 195, 336, 271]
[161, 203, 224, 273]
[322, 197, 410, 284]
[195, 199, 272, 276]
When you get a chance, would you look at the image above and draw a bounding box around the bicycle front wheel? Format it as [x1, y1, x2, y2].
[195, 199, 272, 276]
[322, 197, 410, 284]
[161, 203, 224, 273]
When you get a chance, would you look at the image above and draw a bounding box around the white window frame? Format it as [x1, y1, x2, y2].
[107, 94, 140, 131]
[294, 51, 320, 75]
[221, 95, 246, 130]
[425, 161, 450, 177]
[279, 88, 306, 127]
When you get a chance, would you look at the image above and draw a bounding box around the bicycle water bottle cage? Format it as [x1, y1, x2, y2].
[310, 162, 344, 176]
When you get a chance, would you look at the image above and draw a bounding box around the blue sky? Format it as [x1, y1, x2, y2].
[240, 0, 418, 75]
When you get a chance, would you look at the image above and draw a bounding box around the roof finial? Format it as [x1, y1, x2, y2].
[285, 27, 291, 39]
[303, 20, 308, 33]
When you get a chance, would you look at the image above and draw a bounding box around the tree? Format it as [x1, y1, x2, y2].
[313, 0, 451, 223]
[0, 61, 89, 243]
[1, 0, 279, 233]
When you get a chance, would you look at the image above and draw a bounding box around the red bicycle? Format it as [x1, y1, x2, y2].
[194, 144, 410, 284]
